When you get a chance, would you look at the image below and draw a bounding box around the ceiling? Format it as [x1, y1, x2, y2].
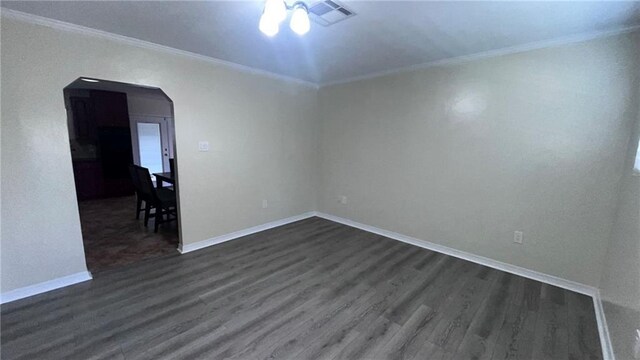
[3, 1, 640, 86]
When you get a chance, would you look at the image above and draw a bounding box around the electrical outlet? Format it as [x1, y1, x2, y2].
[339, 196, 347, 205]
[633, 329, 640, 359]
[262, 199, 268, 209]
[513, 231, 524, 244]
[198, 141, 209, 152]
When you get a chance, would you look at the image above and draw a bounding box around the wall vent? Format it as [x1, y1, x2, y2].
[308, 0, 355, 26]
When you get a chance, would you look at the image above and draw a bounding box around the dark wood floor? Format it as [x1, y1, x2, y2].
[0, 217, 602, 360]
[78, 195, 179, 273]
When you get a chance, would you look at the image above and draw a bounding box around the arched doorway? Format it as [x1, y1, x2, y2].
[63, 77, 181, 274]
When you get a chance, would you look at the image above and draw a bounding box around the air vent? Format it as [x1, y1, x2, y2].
[308, 0, 355, 26]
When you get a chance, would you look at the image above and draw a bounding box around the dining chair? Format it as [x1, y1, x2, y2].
[169, 158, 175, 177]
[132, 165, 177, 232]
[128, 164, 145, 220]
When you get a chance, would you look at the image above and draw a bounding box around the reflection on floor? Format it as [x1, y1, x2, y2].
[78, 196, 179, 274]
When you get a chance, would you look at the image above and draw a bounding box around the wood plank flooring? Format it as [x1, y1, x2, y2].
[78, 195, 179, 273]
[0, 217, 602, 360]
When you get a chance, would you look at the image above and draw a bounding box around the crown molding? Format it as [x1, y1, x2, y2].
[0, 8, 320, 89]
[319, 25, 640, 88]
[2, 7, 638, 90]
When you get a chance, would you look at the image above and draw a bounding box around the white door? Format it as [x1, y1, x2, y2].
[130, 115, 172, 178]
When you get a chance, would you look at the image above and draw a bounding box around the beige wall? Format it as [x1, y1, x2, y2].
[2, 12, 639, 307]
[599, 84, 640, 360]
[601, 127, 640, 310]
[317, 32, 640, 287]
[0, 17, 318, 292]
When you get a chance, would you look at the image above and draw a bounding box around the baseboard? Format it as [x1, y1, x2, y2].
[178, 211, 318, 254]
[0, 212, 614, 360]
[0, 271, 93, 304]
[315, 212, 598, 296]
[0, 212, 318, 304]
[315, 212, 616, 358]
[593, 291, 616, 360]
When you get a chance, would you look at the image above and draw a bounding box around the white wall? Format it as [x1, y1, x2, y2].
[0, 16, 318, 293]
[317, 32, 640, 287]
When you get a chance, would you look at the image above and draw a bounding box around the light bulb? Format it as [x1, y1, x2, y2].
[264, 0, 287, 24]
[290, 4, 310, 35]
[259, 13, 279, 37]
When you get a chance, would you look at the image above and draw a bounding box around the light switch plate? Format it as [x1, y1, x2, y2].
[514, 231, 524, 244]
[198, 141, 209, 152]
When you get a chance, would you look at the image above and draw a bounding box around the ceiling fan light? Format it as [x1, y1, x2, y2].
[259, 13, 279, 36]
[290, 3, 310, 35]
[264, 0, 287, 23]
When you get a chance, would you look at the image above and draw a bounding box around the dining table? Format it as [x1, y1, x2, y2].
[153, 172, 175, 189]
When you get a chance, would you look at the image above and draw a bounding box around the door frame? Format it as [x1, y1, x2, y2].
[64, 78, 183, 270]
[129, 114, 174, 173]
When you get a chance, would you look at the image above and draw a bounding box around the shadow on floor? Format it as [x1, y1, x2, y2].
[78, 195, 179, 274]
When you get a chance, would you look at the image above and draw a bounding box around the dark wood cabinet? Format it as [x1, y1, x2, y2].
[72, 160, 104, 201]
[70, 90, 134, 200]
[70, 97, 96, 143]
[91, 90, 130, 127]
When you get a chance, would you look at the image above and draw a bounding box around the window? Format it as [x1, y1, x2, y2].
[137, 122, 163, 178]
